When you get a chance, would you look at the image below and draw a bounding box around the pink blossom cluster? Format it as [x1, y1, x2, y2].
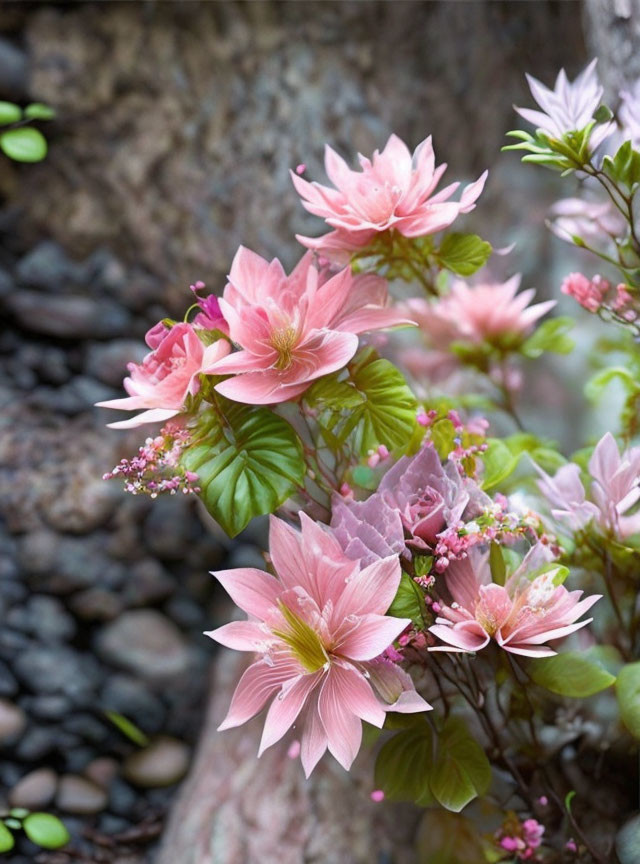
[561, 272, 637, 321]
[103, 423, 199, 498]
[497, 816, 545, 860]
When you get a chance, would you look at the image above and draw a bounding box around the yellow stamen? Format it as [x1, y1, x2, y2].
[272, 600, 329, 673]
[271, 326, 298, 370]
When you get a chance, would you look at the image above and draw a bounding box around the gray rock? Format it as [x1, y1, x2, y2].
[101, 674, 166, 734]
[0, 265, 13, 298]
[84, 757, 118, 790]
[0, 659, 18, 697]
[69, 587, 123, 622]
[15, 726, 57, 761]
[9, 768, 58, 810]
[16, 241, 83, 292]
[85, 339, 147, 387]
[14, 645, 100, 700]
[123, 558, 176, 607]
[0, 699, 26, 744]
[63, 712, 108, 744]
[0, 37, 27, 97]
[96, 610, 191, 682]
[22, 694, 70, 720]
[56, 774, 108, 814]
[6, 290, 130, 339]
[108, 777, 138, 817]
[8, 594, 76, 642]
[143, 496, 197, 561]
[123, 736, 190, 789]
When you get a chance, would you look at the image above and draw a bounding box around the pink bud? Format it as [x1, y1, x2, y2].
[287, 739, 301, 759]
[296, 163, 306, 175]
[537, 795, 548, 806]
[370, 789, 385, 803]
[377, 444, 390, 459]
[565, 839, 578, 853]
[367, 453, 381, 468]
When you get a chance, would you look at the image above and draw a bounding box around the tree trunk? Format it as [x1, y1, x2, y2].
[583, 0, 640, 96]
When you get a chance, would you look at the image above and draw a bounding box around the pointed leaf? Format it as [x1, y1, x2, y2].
[0, 127, 47, 162]
[617, 661, 640, 738]
[437, 233, 492, 276]
[374, 720, 435, 806]
[23, 813, 70, 850]
[0, 101, 21, 124]
[181, 399, 305, 537]
[527, 650, 616, 698]
[0, 823, 14, 853]
[430, 716, 491, 812]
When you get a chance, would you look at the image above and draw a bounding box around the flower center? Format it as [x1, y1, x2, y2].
[270, 326, 298, 370]
[272, 600, 329, 673]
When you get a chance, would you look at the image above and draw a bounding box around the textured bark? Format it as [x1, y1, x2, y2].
[583, 0, 640, 96]
[156, 650, 421, 864]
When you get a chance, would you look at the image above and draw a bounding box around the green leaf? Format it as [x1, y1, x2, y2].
[527, 650, 616, 698]
[430, 716, 491, 812]
[416, 810, 487, 864]
[374, 720, 435, 806]
[437, 233, 492, 276]
[489, 542, 506, 586]
[105, 710, 150, 747]
[9, 808, 29, 820]
[617, 661, 640, 738]
[481, 438, 518, 490]
[602, 140, 640, 193]
[181, 399, 305, 537]
[387, 571, 427, 627]
[347, 352, 418, 455]
[0, 126, 47, 162]
[0, 822, 14, 853]
[23, 813, 70, 850]
[594, 104, 614, 123]
[0, 101, 21, 124]
[521, 316, 575, 358]
[24, 102, 56, 120]
[585, 366, 638, 402]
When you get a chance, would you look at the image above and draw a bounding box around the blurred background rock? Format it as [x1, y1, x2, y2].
[0, 2, 633, 862]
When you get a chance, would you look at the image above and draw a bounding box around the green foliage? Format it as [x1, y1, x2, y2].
[481, 438, 518, 490]
[24, 102, 56, 121]
[585, 366, 638, 402]
[0, 101, 21, 124]
[617, 661, 640, 738]
[306, 349, 418, 457]
[416, 810, 488, 864]
[527, 649, 617, 698]
[0, 127, 47, 162]
[0, 822, 14, 853]
[105, 710, 150, 747]
[375, 715, 490, 813]
[22, 813, 70, 850]
[489, 542, 506, 586]
[374, 718, 435, 806]
[436, 233, 492, 276]
[602, 140, 640, 194]
[181, 398, 305, 537]
[429, 716, 491, 812]
[521, 317, 575, 358]
[388, 570, 427, 627]
[503, 124, 600, 173]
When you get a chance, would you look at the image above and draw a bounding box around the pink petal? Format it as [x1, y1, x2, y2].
[268, 515, 306, 591]
[300, 691, 328, 777]
[212, 567, 282, 621]
[105, 407, 179, 429]
[317, 669, 366, 770]
[429, 622, 490, 652]
[332, 555, 402, 623]
[336, 613, 409, 662]
[214, 372, 310, 405]
[258, 672, 322, 756]
[218, 659, 298, 730]
[204, 620, 269, 651]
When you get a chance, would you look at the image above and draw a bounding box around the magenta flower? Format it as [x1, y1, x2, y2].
[206, 514, 431, 776]
[96, 323, 230, 429]
[292, 134, 487, 258]
[403, 276, 555, 349]
[516, 59, 612, 149]
[560, 272, 608, 313]
[429, 545, 601, 657]
[206, 246, 412, 405]
[537, 432, 640, 540]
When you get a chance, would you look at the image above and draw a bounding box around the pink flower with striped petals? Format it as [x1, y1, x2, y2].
[206, 246, 413, 405]
[292, 134, 487, 259]
[429, 545, 600, 658]
[96, 323, 230, 429]
[206, 513, 431, 776]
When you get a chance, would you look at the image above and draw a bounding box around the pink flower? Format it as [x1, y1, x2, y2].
[619, 79, 640, 147]
[537, 432, 640, 539]
[206, 514, 431, 776]
[403, 276, 555, 348]
[516, 59, 613, 149]
[330, 492, 406, 567]
[549, 197, 625, 246]
[292, 134, 487, 258]
[206, 247, 413, 405]
[561, 272, 608, 312]
[96, 323, 230, 429]
[429, 545, 600, 657]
